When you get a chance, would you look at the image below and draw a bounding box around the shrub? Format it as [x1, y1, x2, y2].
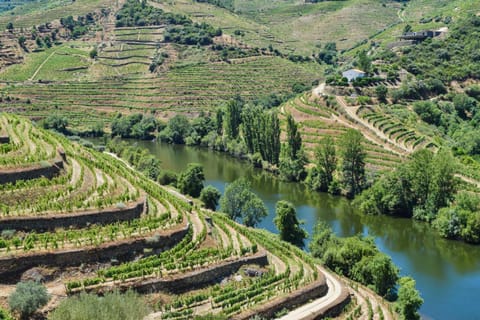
[8, 281, 49, 319]
[49, 290, 149, 320]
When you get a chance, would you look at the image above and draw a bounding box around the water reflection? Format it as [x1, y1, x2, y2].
[131, 140, 480, 320]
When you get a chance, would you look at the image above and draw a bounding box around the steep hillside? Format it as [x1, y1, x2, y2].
[0, 113, 399, 319]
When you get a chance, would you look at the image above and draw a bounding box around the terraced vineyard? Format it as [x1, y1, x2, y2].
[0, 113, 395, 319]
[282, 92, 404, 171]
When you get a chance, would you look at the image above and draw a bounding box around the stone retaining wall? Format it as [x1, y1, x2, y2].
[0, 197, 146, 232]
[80, 251, 269, 295]
[0, 223, 189, 281]
[234, 274, 328, 320]
[0, 157, 64, 184]
[234, 273, 351, 320]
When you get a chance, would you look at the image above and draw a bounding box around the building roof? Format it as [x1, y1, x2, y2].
[343, 69, 366, 74]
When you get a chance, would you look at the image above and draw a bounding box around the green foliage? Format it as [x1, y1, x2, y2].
[310, 223, 399, 297]
[158, 115, 192, 144]
[9, 281, 49, 319]
[178, 163, 205, 197]
[220, 178, 267, 227]
[397, 15, 480, 82]
[224, 97, 243, 139]
[242, 105, 281, 165]
[358, 149, 457, 218]
[115, 0, 190, 27]
[285, 113, 302, 160]
[396, 277, 423, 320]
[274, 200, 307, 248]
[200, 185, 221, 210]
[165, 23, 222, 46]
[111, 113, 158, 140]
[340, 129, 366, 197]
[41, 114, 69, 134]
[0, 307, 13, 320]
[375, 85, 388, 103]
[49, 290, 149, 320]
[307, 136, 337, 192]
[89, 48, 98, 59]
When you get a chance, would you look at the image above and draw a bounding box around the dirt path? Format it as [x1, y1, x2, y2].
[30, 50, 56, 81]
[336, 96, 412, 154]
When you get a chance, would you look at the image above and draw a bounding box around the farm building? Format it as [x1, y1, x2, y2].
[342, 69, 366, 82]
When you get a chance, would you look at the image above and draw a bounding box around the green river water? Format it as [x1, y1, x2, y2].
[129, 140, 480, 320]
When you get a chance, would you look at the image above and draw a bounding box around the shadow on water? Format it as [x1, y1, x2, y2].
[123, 140, 480, 320]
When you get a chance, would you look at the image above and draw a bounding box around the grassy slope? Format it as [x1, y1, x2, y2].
[151, 0, 400, 54]
[0, 0, 112, 29]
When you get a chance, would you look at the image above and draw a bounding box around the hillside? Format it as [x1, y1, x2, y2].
[0, 113, 400, 319]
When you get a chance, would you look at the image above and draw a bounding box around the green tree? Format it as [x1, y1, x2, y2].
[89, 48, 98, 59]
[220, 178, 267, 227]
[314, 136, 337, 191]
[285, 113, 302, 160]
[42, 114, 69, 134]
[375, 85, 388, 103]
[357, 50, 372, 73]
[340, 129, 366, 197]
[6, 22, 13, 31]
[396, 277, 423, 320]
[200, 185, 221, 210]
[242, 196, 268, 227]
[49, 290, 149, 320]
[9, 281, 49, 320]
[158, 114, 192, 144]
[178, 163, 204, 197]
[224, 97, 243, 139]
[274, 200, 307, 248]
[352, 253, 399, 296]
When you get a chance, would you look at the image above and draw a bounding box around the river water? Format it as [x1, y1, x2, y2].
[128, 140, 480, 320]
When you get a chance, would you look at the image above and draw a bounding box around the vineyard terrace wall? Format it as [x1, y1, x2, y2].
[0, 197, 146, 232]
[234, 275, 351, 320]
[0, 223, 189, 281]
[0, 149, 66, 184]
[80, 251, 269, 295]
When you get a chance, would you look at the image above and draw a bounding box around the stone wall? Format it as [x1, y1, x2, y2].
[233, 274, 327, 320]
[0, 157, 64, 184]
[234, 273, 351, 320]
[0, 135, 9, 144]
[80, 251, 269, 295]
[0, 223, 189, 281]
[0, 197, 146, 232]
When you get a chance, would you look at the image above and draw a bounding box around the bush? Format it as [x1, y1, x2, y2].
[49, 290, 149, 320]
[9, 281, 49, 319]
[200, 185, 221, 210]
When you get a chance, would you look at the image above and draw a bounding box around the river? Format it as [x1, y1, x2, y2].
[126, 140, 480, 320]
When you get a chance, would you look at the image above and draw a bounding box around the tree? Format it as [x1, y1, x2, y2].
[224, 97, 243, 139]
[89, 48, 98, 59]
[274, 200, 307, 248]
[340, 129, 366, 197]
[375, 85, 388, 103]
[200, 186, 221, 210]
[242, 196, 268, 227]
[178, 163, 204, 197]
[42, 114, 69, 133]
[8, 281, 49, 320]
[158, 114, 192, 144]
[6, 22, 14, 31]
[357, 50, 372, 74]
[314, 136, 337, 191]
[220, 178, 268, 227]
[285, 113, 302, 160]
[397, 277, 423, 320]
[49, 290, 149, 320]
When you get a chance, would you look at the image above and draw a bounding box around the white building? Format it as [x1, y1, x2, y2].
[342, 69, 366, 82]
